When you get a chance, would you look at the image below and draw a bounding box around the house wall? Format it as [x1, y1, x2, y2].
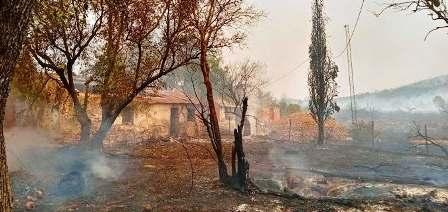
[5, 94, 79, 134]
[6, 93, 234, 141]
[117, 103, 202, 139]
[217, 96, 275, 137]
[77, 96, 203, 140]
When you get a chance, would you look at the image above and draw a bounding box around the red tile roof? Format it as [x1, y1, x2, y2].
[136, 89, 196, 105]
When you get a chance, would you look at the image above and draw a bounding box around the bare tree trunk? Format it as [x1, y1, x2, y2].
[90, 103, 122, 151]
[317, 119, 325, 145]
[0, 1, 35, 211]
[232, 97, 250, 191]
[73, 101, 92, 145]
[91, 117, 114, 151]
[0, 128, 11, 212]
[199, 47, 229, 182]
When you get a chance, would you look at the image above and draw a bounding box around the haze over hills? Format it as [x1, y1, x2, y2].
[335, 74, 448, 112]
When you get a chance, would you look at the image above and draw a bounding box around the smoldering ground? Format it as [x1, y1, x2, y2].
[250, 141, 448, 201]
[5, 128, 125, 209]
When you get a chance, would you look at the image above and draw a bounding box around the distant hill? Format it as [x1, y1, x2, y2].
[336, 74, 448, 112]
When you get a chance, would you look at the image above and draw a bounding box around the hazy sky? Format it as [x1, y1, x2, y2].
[223, 0, 448, 100]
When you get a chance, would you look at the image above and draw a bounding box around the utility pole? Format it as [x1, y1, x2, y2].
[370, 106, 376, 148]
[371, 120, 375, 148]
[425, 124, 429, 155]
[344, 25, 357, 126]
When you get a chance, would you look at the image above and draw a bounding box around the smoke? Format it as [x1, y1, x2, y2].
[90, 155, 117, 179]
[251, 145, 313, 194]
[5, 127, 57, 173]
[337, 92, 446, 112]
[269, 144, 308, 170]
[5, 127, 124, 206]
[335, 75, 448, 113]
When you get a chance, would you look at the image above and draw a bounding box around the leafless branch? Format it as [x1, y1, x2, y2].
[411, 121, 448, 158]
[377, 0, 448, 39]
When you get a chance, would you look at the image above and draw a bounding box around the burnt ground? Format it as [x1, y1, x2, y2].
[9, 138, 448, 212]
[246, 140, 448, 210]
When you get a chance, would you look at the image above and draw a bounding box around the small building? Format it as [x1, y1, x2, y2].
[217, 97, 281, 137]
[4, 88, 205, 141]
[255, 105, 281, 136]
[116, 90, 202, 138]
[6, 83, 281, 141]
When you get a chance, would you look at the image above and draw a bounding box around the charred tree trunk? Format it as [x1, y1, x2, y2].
[199, 47, 229, 182]
[0, 1, 35, 211]
[232, 97, 250, 191]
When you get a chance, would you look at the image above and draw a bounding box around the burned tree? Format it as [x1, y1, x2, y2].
[411, 122, 448, 158]
[29, 0, 105, 144]
[231, 97, 250, 191]
[87, 0, 197, 150]
[28, 0, 196, 150]
[308, 0, 339, 145]
[185, 71, 252, 190]
[171, 59, 261, 190]
[213, 61, 264, 178]
[185, 0, 262, 188]
[378, 0, 448, 39]
[0, 1, 35, 211]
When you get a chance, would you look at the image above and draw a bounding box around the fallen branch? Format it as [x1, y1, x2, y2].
[411, 122, 448, 158]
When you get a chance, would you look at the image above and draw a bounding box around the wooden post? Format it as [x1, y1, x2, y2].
[425, 124, 429, 155]
[288, 119, 292, 142]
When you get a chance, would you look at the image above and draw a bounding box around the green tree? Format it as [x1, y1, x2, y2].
[308, 0, 339, 145]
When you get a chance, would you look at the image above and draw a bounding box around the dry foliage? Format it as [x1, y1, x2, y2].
[270, 112, 348, 143]
[27, 0, 198, 148]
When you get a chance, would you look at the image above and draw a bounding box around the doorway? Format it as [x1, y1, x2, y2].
[170, 107, 179, 137]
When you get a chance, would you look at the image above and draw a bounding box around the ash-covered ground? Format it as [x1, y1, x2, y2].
[6, 128, 448, 211]
[248, 140, 448, 203]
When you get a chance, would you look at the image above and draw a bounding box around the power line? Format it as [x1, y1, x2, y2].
[339, 0, 365, 126]
[335, 0, 366, 59]
[261, 0, 366, 88]
[260, 58, 309, 89]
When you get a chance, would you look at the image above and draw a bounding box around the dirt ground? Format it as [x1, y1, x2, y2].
[10, 137, 448, 211]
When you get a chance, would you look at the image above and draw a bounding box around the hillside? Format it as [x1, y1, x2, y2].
[336, 74, 448, 112]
